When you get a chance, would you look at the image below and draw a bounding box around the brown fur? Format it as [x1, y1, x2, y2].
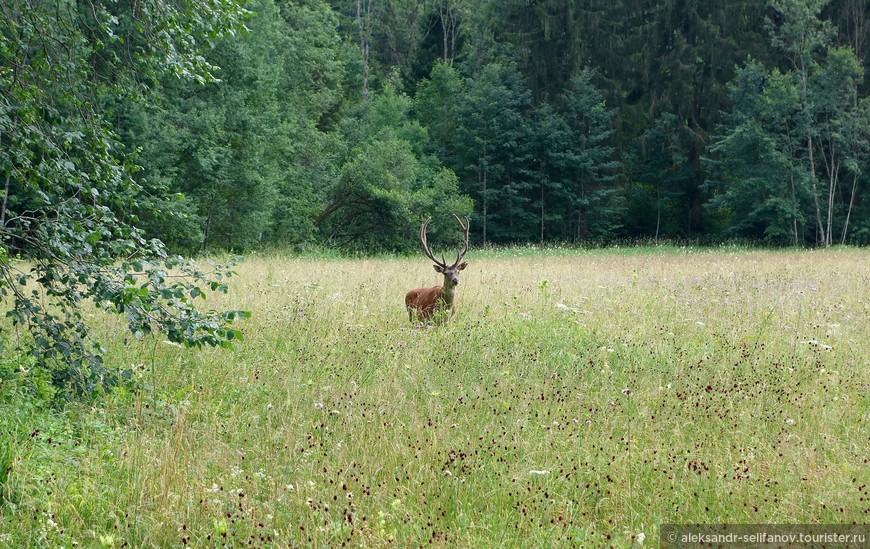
[405, 275, 459, 322]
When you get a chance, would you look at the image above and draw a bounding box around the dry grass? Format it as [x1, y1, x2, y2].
[2, 247, 868, 547]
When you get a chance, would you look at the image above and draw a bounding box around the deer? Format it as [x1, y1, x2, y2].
[405, 214, 470, 323]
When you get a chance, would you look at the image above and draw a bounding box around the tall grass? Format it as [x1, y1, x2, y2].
[1, 247, 868, 547]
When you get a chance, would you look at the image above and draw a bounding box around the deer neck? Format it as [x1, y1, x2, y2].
[440, 276, 457, 306]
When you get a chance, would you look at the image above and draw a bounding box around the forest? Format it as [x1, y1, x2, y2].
[3, 0, 870, 257]
[1, 3, 869, 543]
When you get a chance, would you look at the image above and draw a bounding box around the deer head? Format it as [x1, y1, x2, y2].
[405, 214, 470, 322]
[419, 214, 470, 288]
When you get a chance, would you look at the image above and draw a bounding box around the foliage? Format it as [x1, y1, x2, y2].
[707, 0, 870, 246]
[705, 62, 810, 244]
[31, 0, 863, 252]
[318, 85, 473, 251]
[0, 0, 251, 396]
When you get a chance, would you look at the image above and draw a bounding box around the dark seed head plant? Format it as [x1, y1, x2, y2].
[1, 248, 868, 547]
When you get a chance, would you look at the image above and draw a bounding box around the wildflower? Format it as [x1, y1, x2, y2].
[635, 532, 646, 544]
[313, 402, 324, 410]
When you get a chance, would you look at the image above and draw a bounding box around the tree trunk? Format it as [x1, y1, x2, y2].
[356, 0, 370, 102]
[481, 154, 488, 247]
[0, 129, 7, 228]
[826, 156, 837, 247]
[807, 136, 826, 246]
[841, 171, 859, 244]
[1, 173, 9, 229]
[540, 182, 544, 246]
[654, 184, 661, 245]
[797, 52, 826, 246]
[788, 169, 799, 246]
[439, 2, 449, 62]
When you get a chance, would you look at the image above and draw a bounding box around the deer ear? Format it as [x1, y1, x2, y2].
[457, 262, 468, 271]
[433, 264, 445, 273]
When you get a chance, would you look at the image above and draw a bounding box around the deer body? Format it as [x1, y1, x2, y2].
[405, 215, 469, 323]
[405, 279, 458, 322]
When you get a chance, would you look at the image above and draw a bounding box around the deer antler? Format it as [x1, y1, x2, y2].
[420, 218, 448, 269]
[452, 214, 470, 267]
[420, 215, 471, 269]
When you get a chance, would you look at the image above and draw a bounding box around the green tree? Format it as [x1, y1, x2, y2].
[625, 114, 693, 241]
[134, 0, 287, 251]
[318, 85, 472, 250]
[705, 62, 810, 244]
[558, 70, 621, 240]
[124, 0, 346, 251]
[523, 103, 573, 244]
[0, 0, 250, 395]
[455, 61, 531, 245]
[414, 61, 464, 169]
[707, 0, 870, 246]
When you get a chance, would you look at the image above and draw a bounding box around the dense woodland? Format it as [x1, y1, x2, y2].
[3, 0, 870, 257]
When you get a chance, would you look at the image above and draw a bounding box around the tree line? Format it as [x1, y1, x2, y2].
[4, 0, 870, 257]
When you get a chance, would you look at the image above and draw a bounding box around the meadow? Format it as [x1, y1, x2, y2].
[1, 247, 868, 547]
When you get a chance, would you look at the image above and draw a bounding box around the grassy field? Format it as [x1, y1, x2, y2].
[1, 247, 869, 547]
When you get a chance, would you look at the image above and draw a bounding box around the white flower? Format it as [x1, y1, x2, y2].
[313, 402, 324, 410]
[785, 418, 795, 425]
[635, 532, 646, 544]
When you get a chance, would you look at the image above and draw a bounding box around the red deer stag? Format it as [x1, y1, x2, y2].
[405, 214, 470, 323]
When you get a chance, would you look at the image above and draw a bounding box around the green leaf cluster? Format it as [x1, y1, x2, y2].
[0, 0, 252, 396]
